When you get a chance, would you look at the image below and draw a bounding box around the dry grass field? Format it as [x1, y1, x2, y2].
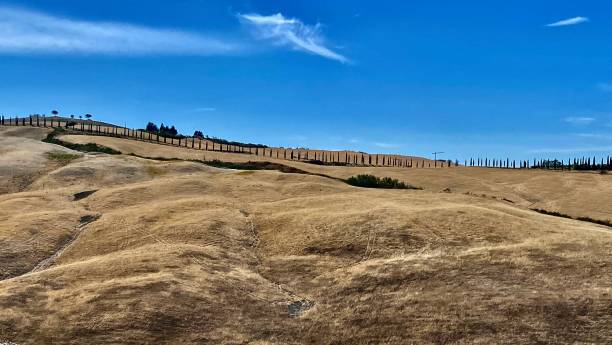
[1, 127, 611, 344]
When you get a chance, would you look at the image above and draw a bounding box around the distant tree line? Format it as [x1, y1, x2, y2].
[463, 156, 611, 171]
[143, 121, 267, 148]
[145, 122, 183, 138]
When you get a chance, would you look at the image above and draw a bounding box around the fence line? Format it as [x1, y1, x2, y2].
[2, 115, 610, 170]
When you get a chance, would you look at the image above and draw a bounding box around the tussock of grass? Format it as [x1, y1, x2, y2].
[146, 166, 165, 176]
[346, 174, 421, 190]
[46, 151, 81, 164]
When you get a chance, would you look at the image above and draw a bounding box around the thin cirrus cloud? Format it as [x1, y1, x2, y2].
[564, 117, 595, 125]
[529, 146, 612, 154]
[238, 13, 349, 63]
[373, 142, 401, 149]
[574, 133, 612, 140]
[0, 7, 241, 55]
[546, 16, 589, 27]
[193, 107, 216, 112]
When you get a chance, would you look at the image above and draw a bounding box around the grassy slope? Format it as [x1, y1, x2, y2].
[62, 134, 612, 221]
[0, 130, 611, 344]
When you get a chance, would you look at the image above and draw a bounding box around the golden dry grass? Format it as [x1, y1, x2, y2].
[63, 134, 612, 221]
[0, 129, 611, 344]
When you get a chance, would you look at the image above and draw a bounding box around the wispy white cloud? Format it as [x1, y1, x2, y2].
[573, 133, 612, 140]
[373, 142, 401, 149]
[0, 7, 240, 55]
[238, 13, 348, 63]
[564, 116, 595, 125]
[193, 107, 216, 112]
[529, 146, 612, 154]
[574, 133, 602, 139]
[546, 16, 589, 27]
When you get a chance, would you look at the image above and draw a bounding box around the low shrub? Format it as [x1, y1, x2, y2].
[43, 128, 120, 154]
[305, 159, 349, 166]
[346, 174, 420, 189]
[576, 216, 612, 227]
[532, 208, 612, 227]
[46, 151, 81, 164]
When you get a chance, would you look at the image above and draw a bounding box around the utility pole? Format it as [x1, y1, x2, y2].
[432, 151, 444, 167]
[433, 152, 444, 161]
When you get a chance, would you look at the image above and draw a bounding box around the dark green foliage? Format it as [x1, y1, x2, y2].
[305, 159, 349, 166]
[159, 123, 179, 137]
[43, 128, 120, 154]
[193, 130, 204, 138]
[146, 122, 159, 132]
[346, 174, 421, 190]
[576, 216, 612, 227]
[531, 208, 612, 227]
[207, 136, 267, 148]
[531, 208, 572, 219]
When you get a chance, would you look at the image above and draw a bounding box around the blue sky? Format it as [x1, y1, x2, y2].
[1, 0, 611, 161]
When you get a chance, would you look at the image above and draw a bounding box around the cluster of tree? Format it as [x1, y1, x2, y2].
[205, 136, 268, 148]
[464, 156, 611, 170]
[145, 122, 183, 138]
[346, 174, 420, 189]
[142, 121, 266, 147]
[533, 157, 612, 171]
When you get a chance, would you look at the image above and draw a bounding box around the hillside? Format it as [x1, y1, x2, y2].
[1, 127, 611, 344]
[62, 133, 612, 222]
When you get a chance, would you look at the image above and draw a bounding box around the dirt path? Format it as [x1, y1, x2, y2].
[27, 214, 101, 274]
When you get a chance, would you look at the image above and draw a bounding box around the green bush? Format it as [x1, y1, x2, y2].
[46, 151, 81, 164]
[532, 208, 612, 227]
[42, 128, 121, 154]
[346, 174, 420, 189]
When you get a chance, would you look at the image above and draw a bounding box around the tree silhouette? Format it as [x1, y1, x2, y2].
[146, 122, 159, 132]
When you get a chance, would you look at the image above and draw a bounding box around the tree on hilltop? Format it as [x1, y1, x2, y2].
[146, 122, 159, 133]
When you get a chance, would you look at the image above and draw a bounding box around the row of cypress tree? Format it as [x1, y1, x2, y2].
[2, 115, 610, 170]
